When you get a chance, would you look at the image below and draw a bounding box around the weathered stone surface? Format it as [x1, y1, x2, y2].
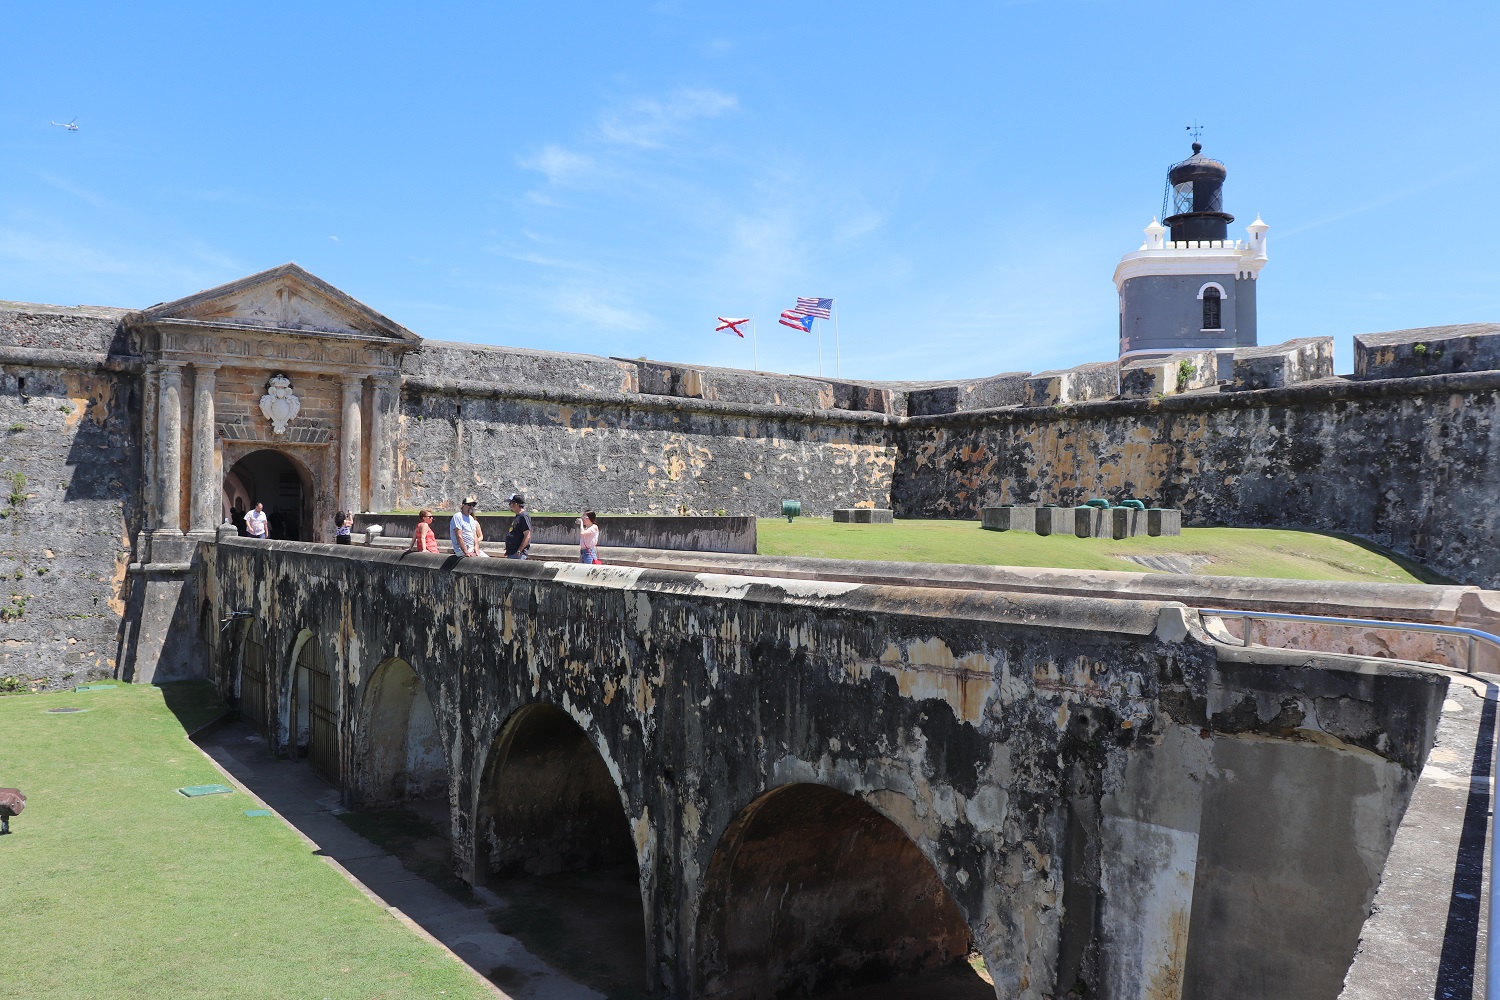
[893, 373, 1500, 585]
[1230, 336, 1335, 391]
[881, 371, 1028, 415]
[1147, 508, 1182, 536]
[0, 363, 142, 690]
[0, 300, 135, 354]
[405, 339, 639, 394]
[1024, 360, 1119, 407]
[1354, 323, 1500, 379]
[356, 512, 758, 554]
[831, 508, 893, 523]
[208, 540, 1448, 1000]
[981, 506, 1036, 532]
[1118, 349, 1218, 399]
[626, 359, 835, 409]
[395, 388, 899, 518]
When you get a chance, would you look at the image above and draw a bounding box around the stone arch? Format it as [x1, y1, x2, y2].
[225, 448, 314, 541]
[233, 619, 270, 736]
[284, 628, 339, 781]
[352, 657, 449, 807]
[471, 702, 637, 880]
[694, 783, 982, 1000]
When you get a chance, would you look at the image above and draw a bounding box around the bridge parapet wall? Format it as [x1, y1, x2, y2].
[210, 539, 1447, 999]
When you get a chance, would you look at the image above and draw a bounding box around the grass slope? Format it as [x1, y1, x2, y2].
[757, 519, 1442, 584]
[0, 682, 490, 1000]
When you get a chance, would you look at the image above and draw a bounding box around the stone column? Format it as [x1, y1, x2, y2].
[367, 376, 399, 513]
[156, 362, 185, 532]
[340, 375, 364, 515]
[189, 363, 220, 532]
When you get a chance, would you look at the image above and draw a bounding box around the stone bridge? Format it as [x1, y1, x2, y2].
[208, 537, 1450, 1000]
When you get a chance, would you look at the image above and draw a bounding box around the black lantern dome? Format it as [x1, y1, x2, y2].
[1161, 143, 1234, 242]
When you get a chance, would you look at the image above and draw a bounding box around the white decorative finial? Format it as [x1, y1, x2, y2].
[1144, 217, 1166, 250]
[260, 374, 301, 435]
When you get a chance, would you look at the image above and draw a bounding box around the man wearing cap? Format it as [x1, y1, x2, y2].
[450, 496, 486, 557]
[504, 494, 532, 560]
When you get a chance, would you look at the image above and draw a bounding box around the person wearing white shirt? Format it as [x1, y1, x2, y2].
[245, 502, 269, 539]
[449, 496, 486, 557]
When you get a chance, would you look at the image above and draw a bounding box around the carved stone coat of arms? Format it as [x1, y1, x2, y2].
[260, 375, 301, 435]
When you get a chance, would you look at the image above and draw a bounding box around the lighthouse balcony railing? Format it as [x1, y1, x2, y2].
[1161, 239, 1248, 251]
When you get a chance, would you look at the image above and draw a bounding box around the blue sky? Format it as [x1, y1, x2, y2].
[3, 3, 1498, 380]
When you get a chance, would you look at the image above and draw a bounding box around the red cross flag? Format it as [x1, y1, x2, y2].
[716, 317, 750, 338]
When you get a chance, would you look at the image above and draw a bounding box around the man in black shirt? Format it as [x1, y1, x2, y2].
[505, 493, 532, 559]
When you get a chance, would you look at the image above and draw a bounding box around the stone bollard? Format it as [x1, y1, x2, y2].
[832, 509, 894, 524]
[1147, 509, 1182, 537]
[1074, 507, 1109, 538]
[1110, 507, 1140, 539]
[981, 506, 1036, 532]
[1035, 507, 1067, 536]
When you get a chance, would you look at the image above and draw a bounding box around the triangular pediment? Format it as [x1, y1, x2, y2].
[141, 263, 419, 343]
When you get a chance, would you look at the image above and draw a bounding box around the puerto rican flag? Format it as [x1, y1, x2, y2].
[779, 310, 815, 332]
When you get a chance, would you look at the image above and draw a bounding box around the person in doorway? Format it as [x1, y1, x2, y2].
[334, 510, 353, 545]
[578, 511, 601, 564]
[504, 494, 532, 560]
[403, 509, 439, 555]
[245, 502, 269, 540]
[450, 496, 486, 557]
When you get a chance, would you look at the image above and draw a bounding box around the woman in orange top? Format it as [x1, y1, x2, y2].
[403, 509, 440, 555]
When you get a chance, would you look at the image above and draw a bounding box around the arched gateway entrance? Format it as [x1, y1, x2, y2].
[225, 449, 313, 540]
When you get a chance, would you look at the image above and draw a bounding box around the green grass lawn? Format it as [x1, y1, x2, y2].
[0, 682, 491, 1000]
[757, 518, 1446, 584]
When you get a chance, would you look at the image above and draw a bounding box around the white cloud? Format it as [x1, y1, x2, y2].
[597, 88, 738, 149]
[518, 144, 595, 185]
[554, 288, 652, 332]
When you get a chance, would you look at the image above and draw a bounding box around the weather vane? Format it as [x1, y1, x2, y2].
[1186, 121, 1205, 143]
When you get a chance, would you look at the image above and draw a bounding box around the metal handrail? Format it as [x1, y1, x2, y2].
[1198, 607, 1500, 675]
[1201, 605, 1500, 989]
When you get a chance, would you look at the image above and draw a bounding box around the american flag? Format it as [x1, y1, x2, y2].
[779, 310, 815, 332]
[794, 296, 833, 319]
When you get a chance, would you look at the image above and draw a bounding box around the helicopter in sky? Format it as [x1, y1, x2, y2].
[50, 118, 79, 132]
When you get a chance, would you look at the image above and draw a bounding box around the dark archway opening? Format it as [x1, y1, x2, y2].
[474, 704, 647, 997]
[696, 783, 990, 1000]
[225, 449, 312, 541]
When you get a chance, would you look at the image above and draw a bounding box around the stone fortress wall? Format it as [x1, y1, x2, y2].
[5, 281, 1500, 688]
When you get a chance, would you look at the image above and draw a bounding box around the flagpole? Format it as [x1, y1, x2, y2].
[833, 300, 841, 377]
[816, 322, 823, 377]
[752, 315, 758, 371]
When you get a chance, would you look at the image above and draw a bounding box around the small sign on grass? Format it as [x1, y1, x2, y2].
[177, 784, 234, 798]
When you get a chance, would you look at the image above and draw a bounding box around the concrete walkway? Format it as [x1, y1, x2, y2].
[193, 722, 603, 1000]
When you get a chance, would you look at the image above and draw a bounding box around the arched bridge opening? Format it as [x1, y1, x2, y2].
[474, 703, 647, 997]
[287, 630, 338, 782]
[695, 783, 990, 1000]
[354, 658, 448, 808]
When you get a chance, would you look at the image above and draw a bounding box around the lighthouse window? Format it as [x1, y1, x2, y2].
[1173, 181, 1193, 214]
[1202, 287, 1222, 330]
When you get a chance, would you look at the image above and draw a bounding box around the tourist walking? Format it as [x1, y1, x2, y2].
[404, 509, 440, 555]
[245, 502, 268, 540]
[578, 511, 601, 564]
[334, 510, 353, 545]
[450, 496, 486, 557]
[504, 494, 532, 560]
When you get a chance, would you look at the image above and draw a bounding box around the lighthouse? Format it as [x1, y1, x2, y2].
[1113, 142, 1269, 379]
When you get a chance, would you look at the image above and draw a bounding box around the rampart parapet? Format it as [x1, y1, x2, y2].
[1354, 322, 1500, 379]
